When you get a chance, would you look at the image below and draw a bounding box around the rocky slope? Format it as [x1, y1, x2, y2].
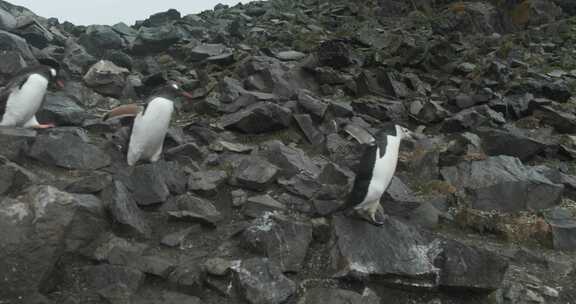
[1, 0, 576, 303]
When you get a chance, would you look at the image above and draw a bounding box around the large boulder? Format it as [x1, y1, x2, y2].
[441, 156, 564, 212]
[330, 216, 441, 288]
[77, 25, 126, 56]
[27, 132, 111, 170]
[0, 29, 37, 64]
[131, 24, 181, 54]
[83, 60, 129, 98]
[0, 186, 100, 300]
[220, 102, 292, 134]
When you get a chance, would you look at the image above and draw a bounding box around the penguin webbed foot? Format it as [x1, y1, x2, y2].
[32, 123, 55, 129]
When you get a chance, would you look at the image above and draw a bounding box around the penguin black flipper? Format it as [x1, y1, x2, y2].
[323, 143, 378, 216]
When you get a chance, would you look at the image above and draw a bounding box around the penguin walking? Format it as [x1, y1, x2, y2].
[0, 65, 63, 128]
[326, 124, 416, 226]
[103, 82, 193, 166]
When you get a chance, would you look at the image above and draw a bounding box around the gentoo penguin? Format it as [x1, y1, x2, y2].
[103, 82, 193, 166]
[326, 124, 416, 225]
[0, 64, 63, 129]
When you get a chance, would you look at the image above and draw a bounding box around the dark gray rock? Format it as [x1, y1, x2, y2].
[36, 92, 88, 126]
[535, 105, 576, 133]
[243, 196, 286, 218]
[259, 140, 320, 178]
[434, 2, 504, 35]
[232, 258, 297, 304]
[231, 156, 279, 191]
[544, 208, 576, 251]
[142, 8, 181, 27]
[294, 114, 324, 145]
[476, 126, 548, 161]
[330, 216, 441, 288]
[66, 194, 109, 253]
[165, 194, 223, 226]
[79, 264, 144, 297]
[241, 213, 313, 272]
[78, 25, 126, 57]
[160, 226, 197, 248]
[0, 126, 36, 161]
[437, 239, 509, 292]
[83, 60, 129, 98]
[542, 80, 572, 103]
[88, 232, 147, 263]
[409, 99, 450, 124]
[280, 174, 320, 199]
[165, 142, 206, 164]
[128, 163, 170, 206]
[299, 288, 380, 304]
[297, 90, 328, 119]
[0, 186, 80, 301]
[103, 181, 151, 239]
[28, 132, 111, 170]
[156, 160, 188, 195]
[188, 170, 228, 196]
[239, 55, 313, 99]
[63, 39, 98, 75]
[0, 29, 37, 64]
[0, 7, 16, 30]
[133, 291, 203, 304]
[442, 105, 505, 132]
[188, 43, 230, 61]
[132, 24, 181, 54]
[316, 39, 354, 68]
[220, 102, 291, 134]
[0, 156, 36, 196]
[441, 156, 563, 212]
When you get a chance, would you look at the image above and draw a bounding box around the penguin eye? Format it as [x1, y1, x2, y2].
[172, 84, 179, 90]
[50, 69, 57, 77]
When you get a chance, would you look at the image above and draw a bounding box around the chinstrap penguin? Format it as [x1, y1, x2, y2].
[326, 124, 416, 226]
[0, 64, 64, 129]
[103, 82, 193, 166]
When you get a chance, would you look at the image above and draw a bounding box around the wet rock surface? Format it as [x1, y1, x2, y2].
[1, 0, 576, 303]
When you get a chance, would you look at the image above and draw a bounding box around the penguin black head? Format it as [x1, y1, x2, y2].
[372, 124, 415, 143]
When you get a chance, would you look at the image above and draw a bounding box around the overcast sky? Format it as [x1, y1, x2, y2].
[11, 0, 247, 25]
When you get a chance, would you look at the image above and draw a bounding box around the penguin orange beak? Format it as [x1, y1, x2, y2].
[181, 91, 194, 99]
[56, 80, 65, 89]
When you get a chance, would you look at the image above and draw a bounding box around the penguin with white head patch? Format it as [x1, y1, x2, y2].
[326, 124, 416, 225]
[0, 65, 64, 129]
[103, 81, 193, 166]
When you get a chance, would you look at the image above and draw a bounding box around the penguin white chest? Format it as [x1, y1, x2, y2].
[363, 136, 401, 204]
[1, 74, 48, 127]
[127, 97, 174, 165]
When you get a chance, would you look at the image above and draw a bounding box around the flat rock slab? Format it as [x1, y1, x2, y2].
[164, 194, 223, 226]
[232, 257, 297, 304]
[28, 132, 111, 170]
[241, 213, 313, 272]
[231, 156, 279, 191]
[441, 156, 563, 212]
[331, 216, 441, 288]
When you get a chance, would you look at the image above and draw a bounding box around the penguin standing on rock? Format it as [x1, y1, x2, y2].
[103, 82, 193, 166]
[326, 124, 416, 226]
[0, 65, 64, 129]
